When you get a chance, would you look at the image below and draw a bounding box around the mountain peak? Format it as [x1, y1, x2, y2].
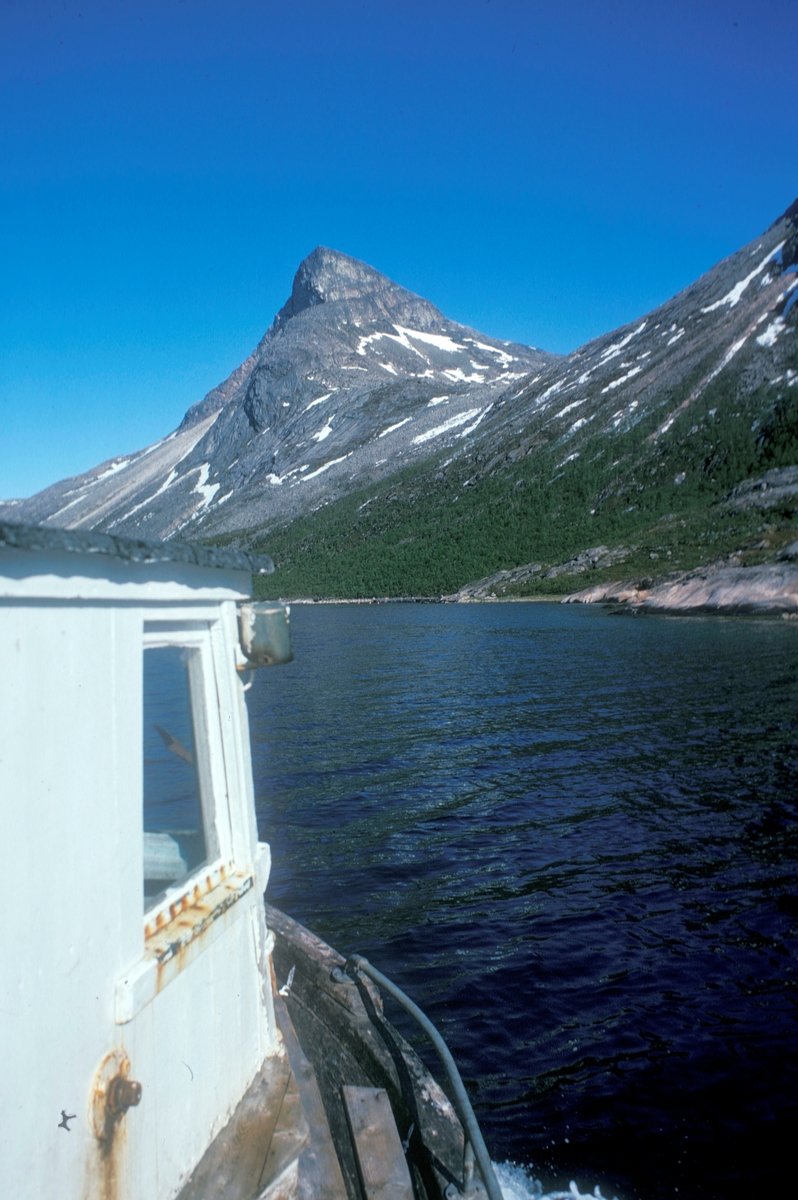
[273, 247, 402, 329]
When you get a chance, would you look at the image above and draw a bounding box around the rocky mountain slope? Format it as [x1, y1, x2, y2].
[4, 201, 797, 601]
[243, 199, 798, 598]
[0, 248, 554, 537]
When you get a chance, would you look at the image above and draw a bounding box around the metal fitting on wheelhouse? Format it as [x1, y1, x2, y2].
[237, 601, 294, 667]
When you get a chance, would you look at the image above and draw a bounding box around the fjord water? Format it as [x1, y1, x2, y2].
[248, 603, 797, 1200]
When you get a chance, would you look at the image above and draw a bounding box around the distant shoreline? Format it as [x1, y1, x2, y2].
[282, 595, 560, 605]
[276, 556, 798, 616]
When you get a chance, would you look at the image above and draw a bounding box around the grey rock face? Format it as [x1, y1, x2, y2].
[3, 248, 553, 539]
[562, 561, 798, 615]
[444, 562, 544, 602]
[723, 465, 798, 511]
[271, 246, 405, 329]
[445, 546, 635, 600]
[544, 545, 633, 579]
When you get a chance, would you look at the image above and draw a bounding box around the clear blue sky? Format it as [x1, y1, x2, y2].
[1, 0, 795, 500]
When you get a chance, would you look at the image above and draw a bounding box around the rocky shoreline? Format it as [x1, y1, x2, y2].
[269, 541, 798, 613]
[562, 550, 798, 616]
[287, 595, 440, 605]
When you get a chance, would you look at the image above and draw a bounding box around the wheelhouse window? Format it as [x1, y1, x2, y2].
[142, 645, 217, 911]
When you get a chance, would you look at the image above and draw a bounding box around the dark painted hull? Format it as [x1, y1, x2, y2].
[265, 904, 469, 1200]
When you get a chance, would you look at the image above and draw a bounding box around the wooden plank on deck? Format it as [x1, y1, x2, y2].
[274, 993, 348, 1200]
[342, 1085, 413, 1200]
[176, 1052, 292, 1200]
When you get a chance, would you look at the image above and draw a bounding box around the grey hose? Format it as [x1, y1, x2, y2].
[346, 954, 503, 1200]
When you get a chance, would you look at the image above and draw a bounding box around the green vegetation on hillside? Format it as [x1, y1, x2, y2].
[231, 338, 798, 599]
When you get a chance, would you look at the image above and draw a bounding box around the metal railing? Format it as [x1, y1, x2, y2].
[345, 953, 503, 1200]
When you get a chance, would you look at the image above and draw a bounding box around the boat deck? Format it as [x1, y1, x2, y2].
[174, 905, 469, 1200]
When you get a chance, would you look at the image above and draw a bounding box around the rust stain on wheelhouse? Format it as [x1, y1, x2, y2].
[144, 867, 255, 992]
[86, 1049, 138, 1200]
[85, 1119, 128, 1200]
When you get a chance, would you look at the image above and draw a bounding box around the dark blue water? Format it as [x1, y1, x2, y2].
[247, 603, 798, 1200]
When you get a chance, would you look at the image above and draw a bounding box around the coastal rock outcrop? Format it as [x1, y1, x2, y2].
[562, 561, 798, 615]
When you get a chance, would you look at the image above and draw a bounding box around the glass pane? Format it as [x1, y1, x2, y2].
[143, 646, 209, 910]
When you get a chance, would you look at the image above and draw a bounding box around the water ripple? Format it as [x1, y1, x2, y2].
[249, 603, 798, 1200]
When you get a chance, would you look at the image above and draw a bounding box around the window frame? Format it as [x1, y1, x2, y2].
[142, 619, 234, 925]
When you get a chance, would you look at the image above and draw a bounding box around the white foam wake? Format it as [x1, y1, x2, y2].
[493, 1162, 618, 1200]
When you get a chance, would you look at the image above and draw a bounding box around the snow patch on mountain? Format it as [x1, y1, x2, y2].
[112, 468, 178, 526]
[193, 464, 220, 510]
[757, 317, 790, 347]
[555, 398, 587, 420]
[458, 405, 493, 438]
[443, 368, 488, 383]
[412, 409, 481, 445]
[305, 392, 334, 411]
[357, 324, 468, 360]
[599, 321, 647, 363]
[602, 366, 643, 393]
[467, 340, 515, 367]
[312, 419, 335, 442]
[380, 417, 413, 438]
[302, 454, 351, 481]
[702, 242, 785, 312]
